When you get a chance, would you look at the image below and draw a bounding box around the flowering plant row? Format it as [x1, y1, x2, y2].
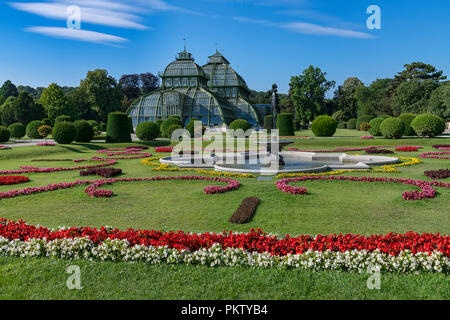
[276, 175, 450, 200]
[154, 147, 174, 153]
[424, 169, 450, 180]
[365, 148, 394, 154]
[79, 168, 123, 178]
[0, 219, 447, 273]
[92, 147, 152, 161]
[395, 146, 421, 152]
[432, 144, 450, 149]
[419, 151, 450, 160]
[0, 175, 30, 185]
[360, 136, 374, 139]
[0, 160, 117, 175]
[0, 146, 11, 150]
[36, 142, 56, 146]
[0, 175, 241, 200]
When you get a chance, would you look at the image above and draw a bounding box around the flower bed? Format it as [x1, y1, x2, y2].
[0, 219, 447, 273]
[0, 175, 241, 200]
[154, 147, 174, 153]
[229, 197, 260, 224]
[419, 151, 450, 160]
[432, 144, 450, 149]
[0, 160, 117, 175]
[360, 136, 374, 139]
[80, 168, 123, 178]
[395, 146, 421, 152]
[276, 175, 450, 200]
[36, 142, 56, 146]
[0, 146, 11, 150]
[424, 169, 450, 180]
[0, 175, 30, 185]
[365, 148, 394, 154]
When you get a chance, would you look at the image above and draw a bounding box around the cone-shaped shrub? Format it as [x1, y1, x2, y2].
[73, 120, 94, 142]
[26, 120, 44, 139]
[311, 115, 337, 137]
[411, 114, 446, 138]
[136, 121, 160, 141]
[380, 117, 405, 139]
[8, 123, 25, 139]
[276, 113, 294, 136]
[106, 112, 132, 143]
[52, 122, 76, 144]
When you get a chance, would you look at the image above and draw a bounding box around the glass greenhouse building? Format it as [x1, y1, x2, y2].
[127, 49, 262, 128]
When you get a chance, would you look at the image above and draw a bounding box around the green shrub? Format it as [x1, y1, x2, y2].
[26, 120, 44, 139]
[311, 115, 337, 137]
[136, 121, 160, 141]
[332, 110, 346, 123]
[8, 123, 25, 139]
[156, 119, 164, 130]
[99, 122, 106, 132]
[186, 118, 205, 137]
[37, 125, 52, 139]
[128, 116, 134, 133]
[73, 120, 94, 142]
[356, 115, 375, 131]
[167, 124, 183, 140]
[380, 117, 405, 139]
[0, 126, 10, 142]
[160, 117, 182, 138]
[337, 122, 347, 129]
[347, 118, 357, 129]
[229, 119, 252, 132]
[398, 113, 418, 136]
[88, 120, 99, 130]
[378, 114, 391, 119]
[410, 113, 446, 138]
[263, 115, 273, 132]
[42, 118, 53, 127]
[54, 115, 71, 124]
[359, 122, 371, 132]
[52, 122, 76, 144]
[368, 117, 385, 136]
[276, 113, 294, 136]
[106, 112, 132, 143]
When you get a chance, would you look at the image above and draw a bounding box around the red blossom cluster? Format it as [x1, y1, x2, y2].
[154, 147, 174, 153]
[395, 146, 421, 152]
[80, 168, 122, 178]
[0, 160, 117, 175]
[93, 147, 152, 160]
[419, 151, 450, 160]
[360, 136, 374, 139]
[0, 175, 30, 185]
[0, 218, 448, 257]
[36, 142, 56, 146]
[424, 169, 450, 180]
[276, 175, 450, 200]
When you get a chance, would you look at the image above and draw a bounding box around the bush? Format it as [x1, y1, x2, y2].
[160, 117, 182, 138]
[186, 118, 205, 137]
[229, 119, 252, 132]
[8, 123, 25, 139]
[42, 118, 53, 127]
[26, 120, 44, 139]
[99, 122, 106, 132]
[337, 122, 347, 129]
[37, 125, 52, 139]
[368, 117, 385, 136]
[347, 118, 357, 129]
[263, 115, 273, 132]
[359, 122, 371, 132]
[73, 120, 94, 142]
[156, 119, 164, 130]
[380, 117, 405, 139]
[0, 126, 10, 142]
[136, 121, 160, 141]
[106, 112, 132, 143]
[411, 114, 446, 137]
[332, 110, 346, 123]
[311, 115, 337, 137]
[276, 113, 294, 136]
[166, 124, 183, 140]
[52, 122, 76, 144]
[356, 115, 374, 131]
[398, 113, 417, 136]
[54, 115, 71, 124]
[128, 116, 134, 133]
[88, 120, 99, 131]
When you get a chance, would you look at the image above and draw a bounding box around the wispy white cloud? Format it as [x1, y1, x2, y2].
[26, 26, 128, 45]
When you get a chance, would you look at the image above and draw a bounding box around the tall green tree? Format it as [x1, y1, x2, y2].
[38, 83, 74, 120]
[70, 87, 97, 120]
[0, 80, 18, 100]
[0, 92, 45, 126]
[389, 62, 446, 94]
[429, 81, 450, 121]
[354, 78, 393, 117]
[391, 78, 438, 115]
[289, 65, 335, 125]
[333, 77, 364, 120]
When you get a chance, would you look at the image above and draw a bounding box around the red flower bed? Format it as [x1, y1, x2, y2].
[80, 168, 122, 178]
[155, 147, 174, 153]
[395, 146, 421, 152]
[0, 175, 30, 185]
[276, 175, 450, 200]
[424, 169, 450, 180]
[0, 160, 117, 175]
[0, 218, 448, 257]
[432, 144, 450, 149]
[419, 151, 450, 160]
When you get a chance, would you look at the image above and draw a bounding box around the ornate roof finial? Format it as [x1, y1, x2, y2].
[183, 38, 187, 52]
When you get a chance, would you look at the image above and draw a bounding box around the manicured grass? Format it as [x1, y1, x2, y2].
[0, 137, 449, 299]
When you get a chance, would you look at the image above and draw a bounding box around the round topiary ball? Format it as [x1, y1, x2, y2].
[380, 117, 405, 139]
[276, 113, 295, 136]
[8, 123, 26, 139]
[54, 115, 71, 124]
[229, 119, 252, 132]
[368, 117, 385, 136]
[73, 120, 94, 142]
[398, 113, 417, 136]
[347, 118, 357, 130]
[311, 115, 337, 137]
[136, 121, 160, 141]
[160, 117, 182, 138]
[0, 126, 10, 142]
[52, 122, 76, 144]
[356, 115, 375, 131]
[26, 120, 44, 139]
[410, 113, 446, 138]
[106, 112, 132, 143]
[166, 124, 183, 140]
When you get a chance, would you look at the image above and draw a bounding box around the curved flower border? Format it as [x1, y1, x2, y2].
[419, 151, 450, 160]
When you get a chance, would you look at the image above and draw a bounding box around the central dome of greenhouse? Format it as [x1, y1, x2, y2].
[127, 49, 263, 128]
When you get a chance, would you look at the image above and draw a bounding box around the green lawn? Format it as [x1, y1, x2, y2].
[0, 136, 449, 299]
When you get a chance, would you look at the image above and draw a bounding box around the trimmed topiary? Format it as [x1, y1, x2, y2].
[128, 116, 134, 133]
[356, 115, 375, 131]
[73, 120, 94, 142]
[99, 122, 106, 132]
[347, 118, 357, 130]
[136, 121, 160, 141]
[410, 113, 446, 138]
[276, 113, 294, 136]
[166, 124, 183, 140]
[368, 117, 385, 136]
[229, 119, 252, 132]
[42, 118, 53, 127]
[26, 120, 44, 139]
[263, 115, 273, 132]
[380, 117, 405, 139]
[106, 112, 132, 143]
[54, 115, 71, 124]
[186, 118, 205, 137]
[160, 117, 182, 138]
[399, 113, 417, 136]
[0, 126, 10, 142]
[8, 123, 25, 139]
[52, 122, 76, 144]
[311, 115, 337, 137]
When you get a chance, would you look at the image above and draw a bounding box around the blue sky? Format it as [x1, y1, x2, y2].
[0, 0, 449, 95]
